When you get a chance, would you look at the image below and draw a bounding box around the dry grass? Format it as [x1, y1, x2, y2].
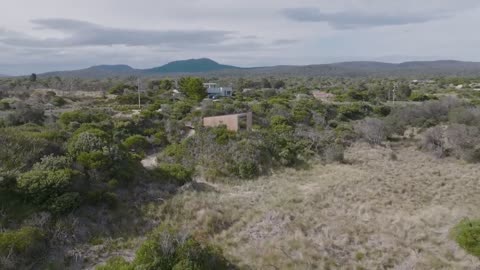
[142, 142, 480, 269]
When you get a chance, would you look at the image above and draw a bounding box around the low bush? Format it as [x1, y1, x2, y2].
[155, 163, 193, 185]
[59, 110, 109, 127]
[97, 257, 132, 270]
[47, 192, 81, 214]
[123, 135, 149, 153]
[17, 169, 74, 204]
[32, 155, 72, 171]
[97, 226, 233, 269]
[452, 219, 480, 258]
[0, 227, 46, 257]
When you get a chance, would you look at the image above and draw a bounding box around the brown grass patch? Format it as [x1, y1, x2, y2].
[144, 142, 480, 269]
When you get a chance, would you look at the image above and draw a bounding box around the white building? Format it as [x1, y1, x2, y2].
[204, 83, 233, 98]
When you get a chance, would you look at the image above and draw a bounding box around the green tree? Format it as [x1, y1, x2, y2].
[261, 78, 272, 89]
[179, 77, 206, 101]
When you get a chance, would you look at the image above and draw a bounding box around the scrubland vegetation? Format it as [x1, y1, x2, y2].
[0, 75, 480, 269]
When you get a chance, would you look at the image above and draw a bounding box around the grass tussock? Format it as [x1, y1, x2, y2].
[143, 143, 480, 269]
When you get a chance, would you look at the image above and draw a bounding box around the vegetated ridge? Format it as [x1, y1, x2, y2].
[36, 59, 480, 78]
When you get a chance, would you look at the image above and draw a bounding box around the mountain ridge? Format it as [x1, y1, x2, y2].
[33, 58, 480, 78]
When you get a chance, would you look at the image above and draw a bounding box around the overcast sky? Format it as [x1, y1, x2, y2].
[1, 0, 479, 75]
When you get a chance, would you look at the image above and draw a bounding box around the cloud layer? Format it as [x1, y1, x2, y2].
[1, 0, 479, 75]
[1, 19, 233, 48]
[282, 8, 446, 29]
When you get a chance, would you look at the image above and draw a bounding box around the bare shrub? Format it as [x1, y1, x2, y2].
[448, 107, 480, 126]
[445, 124, 480, 162]
[421, 126, 446, 158]
[324, 144, 345, 163]
[354, 118, 386, 145]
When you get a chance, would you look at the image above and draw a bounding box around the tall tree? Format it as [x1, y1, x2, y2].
[179, 77, 206, 102]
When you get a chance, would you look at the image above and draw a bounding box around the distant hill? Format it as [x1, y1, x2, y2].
[40, 58, 240, 78]
[144, 58, 239, 74]
[35, 59, 480, 78]
[0, 74, 10, 78]
[41, 64, 139, 78]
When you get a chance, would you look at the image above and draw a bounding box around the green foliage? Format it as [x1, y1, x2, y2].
[153, 131, 168, 146]
[47, 192, 81, 214]
[59, 110, 109, 127]
[129, 226, 231, 270]
[155, 163, 193, 185]
[123, 135, 149, 153]
[179, 77, 207, 102]
[17, 169, 74, 203]
[86, 191, 119, 209]
[231, 160, 258, 179]
[162, 143, 189, 164]
[116, 93, 151, 105]
[171, 101, 193, 120]
[409, 92, 434, 102]
[0, 100, 11, 110]
[52, 96, 67, 107]
[0, 128, 60, 171]
[148, 79, 174, 91]
[97, 257, 132, 270]
[67, 129, 110, 156]
[338, 103, 372, 121]
[0, 227, 45, 256]
[212, 126, 236, 144]
[33, 155, 72, 171]
[452, 219, 480, 258]
[77, 151, 112, 169]
[373, 105, 391, 117]
[6, 104, 45, 126]
[108, 83, 136, 95]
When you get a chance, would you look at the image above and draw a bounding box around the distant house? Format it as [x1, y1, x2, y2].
[203, 112, 252, 132]
[312, 90, 335, 102]
[411, 79, 435, 84]
[470, 83, 480, 91]
[204, 83, 233, 98]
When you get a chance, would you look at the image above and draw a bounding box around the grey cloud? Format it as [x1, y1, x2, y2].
[282, 8, 448, 29]
[272, 39, 298, 45]
[0, 18, 233, 48]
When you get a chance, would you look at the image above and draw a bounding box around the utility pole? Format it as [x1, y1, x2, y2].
[137, 78, 141, 109]
[392, 83, 397, 105]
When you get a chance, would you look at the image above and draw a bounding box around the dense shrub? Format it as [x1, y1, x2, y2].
[0, 129, 59, 171]
[155, 163, 193, 185]
[5, 103, 45, 126]
[161, 143, 189, 164]
[97, 257, 132, 270]
[452, 219, 480, 258]
[47, 192, 81, 214]
[97, 226, 233, 270]
[17, 169, 74, 203]
[133, 226, 231, 270]
[59, 110, 109, 127]
[32, 155, 72, 171]
[0, 227, 45, 256]
[337, 103, 372, 121]
[67, 129, 110, 156]
[0, 227, 46, 269]
[123, 135, 149, 153]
